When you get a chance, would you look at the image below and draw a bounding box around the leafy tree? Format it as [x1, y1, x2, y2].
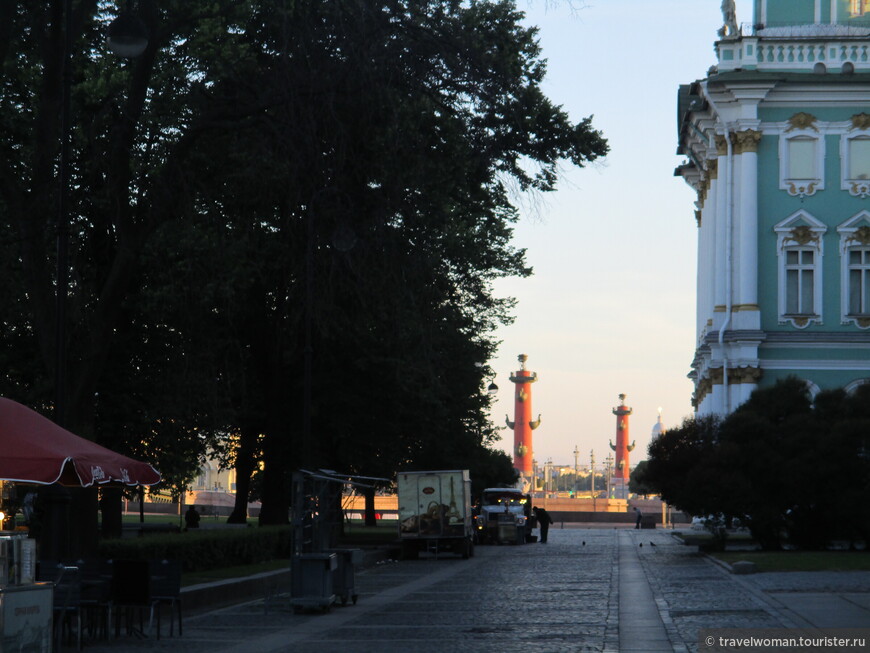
[0, 1, 607, 538]
[133, 0, 607, 523]
[645, 415, 721, 515]
[647, 378, 870, 550]
[629, 460, 654, 497]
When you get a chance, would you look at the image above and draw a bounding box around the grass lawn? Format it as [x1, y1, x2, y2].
[120, 513, 257, 526]
[341, 522, 398, 545]
[710, 550, 870, 572]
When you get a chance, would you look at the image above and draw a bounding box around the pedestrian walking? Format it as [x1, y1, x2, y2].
[533, 506, 553, 543]
[634, 506, 642, 529]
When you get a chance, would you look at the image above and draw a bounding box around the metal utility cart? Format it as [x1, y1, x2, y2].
[326, 548, 361, 606]
[289, 552, 337, 613]
[289, 469, 386, 611]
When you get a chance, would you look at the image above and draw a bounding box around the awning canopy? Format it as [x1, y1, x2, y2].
[0, 398, 161, 487]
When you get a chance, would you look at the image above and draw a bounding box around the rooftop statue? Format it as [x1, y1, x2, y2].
[719, 0, 738, 38]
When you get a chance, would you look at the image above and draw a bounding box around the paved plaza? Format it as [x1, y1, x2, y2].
[81, 527, 870, 653]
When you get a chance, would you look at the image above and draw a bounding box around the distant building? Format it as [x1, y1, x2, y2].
[651, 409, 665, 439]
[192, 456, 235, 493]
[676, 0, 870, 414]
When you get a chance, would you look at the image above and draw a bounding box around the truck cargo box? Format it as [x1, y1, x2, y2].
[397, 470, 473, 559]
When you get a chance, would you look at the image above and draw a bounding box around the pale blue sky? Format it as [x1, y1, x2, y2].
[489, 0, 753, 470]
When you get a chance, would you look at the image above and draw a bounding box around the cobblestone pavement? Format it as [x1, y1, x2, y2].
[74, 527, 870, 653]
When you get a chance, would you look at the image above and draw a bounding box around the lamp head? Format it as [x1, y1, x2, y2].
[107, 12, 149, 58]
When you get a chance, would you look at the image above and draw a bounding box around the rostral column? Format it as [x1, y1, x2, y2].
[609, 393, 635, 499]
[505, 354, 540, 478]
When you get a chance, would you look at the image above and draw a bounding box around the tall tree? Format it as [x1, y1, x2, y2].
[0, 1, 608, 531]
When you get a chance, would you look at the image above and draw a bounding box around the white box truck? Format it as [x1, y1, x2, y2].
[397, 470, 474, 559]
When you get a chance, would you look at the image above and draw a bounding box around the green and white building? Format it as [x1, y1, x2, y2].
[676, 0, 870, 414]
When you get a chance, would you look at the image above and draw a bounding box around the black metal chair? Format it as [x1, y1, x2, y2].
[108, 559, 152, 638]
[37, 562, 83, 651]
[149, 559, 182, 638]
[75, 558, 112, 640]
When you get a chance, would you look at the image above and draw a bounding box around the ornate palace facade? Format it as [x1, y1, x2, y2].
[677, 0, 870, 414]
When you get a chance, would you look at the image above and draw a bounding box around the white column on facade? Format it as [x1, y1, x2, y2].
[703, 162, 719, 335]
[713, 136, 728, 325]
[730, 150, 743, 315]
[693, 159, 718, 419]
[696, 213, 705, 339]
[736, 130, 761, 313]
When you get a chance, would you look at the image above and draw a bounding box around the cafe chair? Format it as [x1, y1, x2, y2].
[109, 559, 152, 638]
[74, 558, 112, 640]
[38, 562, 83, 651]
[149, 559, 183, 637]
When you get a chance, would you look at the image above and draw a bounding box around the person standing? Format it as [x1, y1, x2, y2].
[533, 506, 553, 543]
[185, 505, 201, 530]
[634, 506, 643, 529]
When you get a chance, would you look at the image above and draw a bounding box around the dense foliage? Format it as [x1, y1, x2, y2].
[646, 378, 870, 550]
[98, 526, 293, 572]
[0, 0, 607, 537]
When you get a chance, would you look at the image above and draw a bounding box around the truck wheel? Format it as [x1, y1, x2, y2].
[401, 542, 419, 560]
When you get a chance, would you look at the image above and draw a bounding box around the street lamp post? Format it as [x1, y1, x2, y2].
[546, 458, 553, 494]
[532, 458, 538, 495]
[46, 1, 149, 563]
[605, 453, 613, 499]
[573, 445, 579, 496]
[590, 450, 596, 513]
[54, 3, 149, 427]
[54, 0, 74, 428]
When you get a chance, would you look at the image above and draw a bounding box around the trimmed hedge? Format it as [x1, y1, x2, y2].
[98, 526, 293, 572]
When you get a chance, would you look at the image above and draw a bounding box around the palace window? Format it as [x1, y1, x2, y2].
[847, 248, 870, 316]
[785, 249, 816, 315]
[838, 211, 870, 328]
[788, 137, 816, 179]
[841, 132, 870, 198]
[775, 210, 826, 328]
[850, 0, 868, 17]
[779, 123, 825, 197]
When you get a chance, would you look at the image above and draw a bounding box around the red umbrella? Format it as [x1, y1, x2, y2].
[0, 398, 161, 487]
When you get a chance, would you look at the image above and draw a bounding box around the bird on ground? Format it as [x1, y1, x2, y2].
[650, 542, 656, 547]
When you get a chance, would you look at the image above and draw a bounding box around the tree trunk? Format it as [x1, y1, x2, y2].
[227, 424, 258, 523]
[68, 487, 100, 561]
[257, 458, 290, 525]
[364, 487, 376, 527]
[99, 487, 123, 539]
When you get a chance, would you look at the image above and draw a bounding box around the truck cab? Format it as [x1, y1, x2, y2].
[473, 488, 537, 544]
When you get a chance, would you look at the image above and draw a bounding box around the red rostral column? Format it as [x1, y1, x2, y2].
[610, 393, 636, 496]
[505, 354, 540, 477]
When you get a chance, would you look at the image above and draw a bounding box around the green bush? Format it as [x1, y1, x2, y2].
[98, 526, 293, 572]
